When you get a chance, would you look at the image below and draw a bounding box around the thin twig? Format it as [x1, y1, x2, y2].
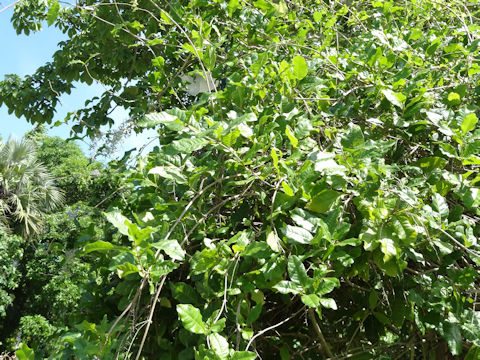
[308, 308, 334, 358]
[245, 306, 305, 351]
[134, 275, 167, 360]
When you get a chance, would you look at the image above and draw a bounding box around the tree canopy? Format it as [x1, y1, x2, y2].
[2, 0, 480, 359]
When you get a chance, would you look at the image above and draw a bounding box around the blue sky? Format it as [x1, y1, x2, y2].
[0, 2, 157, 158]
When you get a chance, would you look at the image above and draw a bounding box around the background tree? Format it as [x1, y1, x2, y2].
[0, 134, 122, 355]
[0, 137, 63, 237]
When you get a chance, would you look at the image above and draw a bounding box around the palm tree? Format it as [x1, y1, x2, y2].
[0, 137, 64, 237]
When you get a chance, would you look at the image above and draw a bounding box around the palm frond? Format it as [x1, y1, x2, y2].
[0, 137, 64, 237]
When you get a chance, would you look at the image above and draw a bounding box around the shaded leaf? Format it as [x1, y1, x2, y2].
[307, 190, 340, 213]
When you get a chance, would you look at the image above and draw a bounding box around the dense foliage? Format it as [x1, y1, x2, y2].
[2, 0, 480, 359]
[0, 135, 118, 357]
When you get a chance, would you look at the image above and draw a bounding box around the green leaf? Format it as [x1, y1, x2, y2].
[273, 280, 303, 294]
[228, 0, 240, 16]
[284, 225, 313, 244]
[105, 211, 131, 237]
[288, 255, 309, 285]
[432, 239, 454, 255]
[46, 1, 60, 26]
[271, 148, 280, 172]
[415, 157, 447, 173]
[177, 304, 207, 334]
[319, 298, 337, 310]
[140, 111, 184, 131]
[117, 262, 140, 278]
[373, 311, 391, 325]
[443, 322, 463, 355]
[149, 166, 186, 183]
[341, 123, 364, 150]
[152, 239, 185, 261]
[210, 318, 226, 333]
[247, 304, 263, 324]
[231, 352, 256, 360]
[316, 278, 339, 295]
[243, 242, 271, 258]
[432, 193, 449, 219]
[292, 55, 308, 80]
[308, 151, 345, 174]
[151, 260, 178, 280]
[152, 56, 165, 69]
[282, 181, 294, 196]
[266, 231, 282, 252]
[447, 92, 461, 106]
[382, 89, 406, 108]
[204, 46, 217, 71]
[380, 236, 396, 262]
[208, 333, 230, 359]
[301, 294, 320, 307]
[84, 240, 128, 253]
[307, 189, 340, 213]
[465, 346, 480, 360]
[15, 343, 34, 360]
[462, 113, 478, 135]
[171, 137, 209, 154]
[285, 125, 298, 148]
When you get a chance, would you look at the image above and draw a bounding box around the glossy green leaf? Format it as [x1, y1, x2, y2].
[443, 322, 462, 355]
[465, 346, 480, 360]
[266, 230, 282, 252]
[273, 280, 303, 294]
[208, 333, 229, 359]
[247, 304, 263, 324]
[117, 262, 140, 278]
[177, 304, 207, 334]
[380, 236, 396, 262]
[105, 211, 131, 237]
[432, 193, 449, 219]
[284, 225, 313, 244]
[301, 294, 320, 307]
[319, 298, 337, 310]
[171, 137, 209, 154]
[152, 239, 185, 261]
[415, 157, 447, 172]
[382, 89, 406, 108]
[341, 123, 364, 150]
[368, 291, 378, 309]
